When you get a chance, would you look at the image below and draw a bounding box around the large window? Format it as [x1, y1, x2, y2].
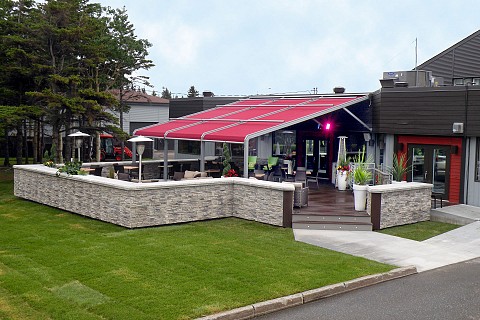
[178, 140, 200, 155]
[273, 130, 296, 156]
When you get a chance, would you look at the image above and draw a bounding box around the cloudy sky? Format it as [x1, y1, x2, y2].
[96, 0, 480, 97]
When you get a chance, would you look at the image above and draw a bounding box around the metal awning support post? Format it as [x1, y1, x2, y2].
[163, 139, 168, 181]
[243, 140, 249, 178]
[200, 141, 205, 172]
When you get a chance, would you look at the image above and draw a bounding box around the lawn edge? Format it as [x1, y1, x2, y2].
[197, 265, 417, 320]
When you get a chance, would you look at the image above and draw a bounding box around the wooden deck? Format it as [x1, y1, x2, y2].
[292, 182, 373, 230]
[295, 182, 358, 215]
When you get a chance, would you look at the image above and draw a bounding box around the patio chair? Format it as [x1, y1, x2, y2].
[295, 168, 307, 187]
[90, 165, 103, 176]
[263, 156, 279, 171]
[306, 171, 321, 189]
[272, 165, 284, 182]
[248, 156, 257, 171]
[113, 163, 124, 174]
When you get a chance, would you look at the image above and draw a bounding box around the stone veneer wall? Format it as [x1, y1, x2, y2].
[367, 182, 432, 229]
[14, 165, 293, 228]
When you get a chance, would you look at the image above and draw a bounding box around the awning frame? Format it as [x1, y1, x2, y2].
[134, 94, 371, 179]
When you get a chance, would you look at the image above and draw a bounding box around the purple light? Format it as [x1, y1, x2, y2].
[325, 122, 331, 130]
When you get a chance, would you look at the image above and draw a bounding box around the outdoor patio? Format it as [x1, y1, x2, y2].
[296, 183, 357, 215]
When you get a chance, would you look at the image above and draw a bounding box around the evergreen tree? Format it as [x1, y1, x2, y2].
[222, 142, 231, 176]
[187, 85, 199, 98]
[0, 0, 154, 163]
[161, 87, 172, 99]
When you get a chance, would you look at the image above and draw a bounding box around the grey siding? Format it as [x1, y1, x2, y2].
[121, 103, 169, 133]
[417, 30, 480, 84]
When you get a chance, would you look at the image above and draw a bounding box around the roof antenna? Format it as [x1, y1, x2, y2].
[415, 37, 418, 86]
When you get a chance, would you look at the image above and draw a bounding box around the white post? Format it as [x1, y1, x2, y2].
[200, 141, 205, 172]
[243, 140, 249, 178]
[163, 139, 168, 181]
[139, 153, 142, 183]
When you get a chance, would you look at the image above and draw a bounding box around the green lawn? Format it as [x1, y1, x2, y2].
[0, 168, 394, 319]
[378, 221, 461, 241]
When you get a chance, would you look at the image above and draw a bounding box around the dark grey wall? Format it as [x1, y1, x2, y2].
[169, 97, 243, 118]
[373, 86, 480, 136]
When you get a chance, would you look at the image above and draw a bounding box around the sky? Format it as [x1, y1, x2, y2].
[96, 0, 480, 97]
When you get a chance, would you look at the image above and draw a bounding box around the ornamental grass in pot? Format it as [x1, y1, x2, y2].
[390, 152, 411, 182]
[352, 146, 372, 211]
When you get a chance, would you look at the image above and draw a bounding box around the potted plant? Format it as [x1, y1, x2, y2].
[56, 161, 88, 176]
[336, 157, 350, 191]
[351, 146, 372, 211]
[390, 152, 410, 182]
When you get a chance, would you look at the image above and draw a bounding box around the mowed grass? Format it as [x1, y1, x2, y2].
[378, 221, 461, 241]
[0, 168, 394, 319]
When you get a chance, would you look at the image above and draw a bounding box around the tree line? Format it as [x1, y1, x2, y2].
[0, 0, 153, 165]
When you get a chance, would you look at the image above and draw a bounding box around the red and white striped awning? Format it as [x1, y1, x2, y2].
[134, 95, 368, 143]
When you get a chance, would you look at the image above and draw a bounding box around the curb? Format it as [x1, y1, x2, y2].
[197, 265, 417, 320]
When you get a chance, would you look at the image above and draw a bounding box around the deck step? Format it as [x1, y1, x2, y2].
[292, 214, 371, 224]
[293, 221, 373, 231]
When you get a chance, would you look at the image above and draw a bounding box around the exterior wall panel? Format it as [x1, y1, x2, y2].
[373, 87, 480, 137]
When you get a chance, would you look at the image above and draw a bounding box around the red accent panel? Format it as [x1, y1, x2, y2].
[397, 136, 463, 203]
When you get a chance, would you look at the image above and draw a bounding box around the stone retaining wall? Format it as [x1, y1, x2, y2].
[367, 182, 433, 229]
[14, 165, 294, 228]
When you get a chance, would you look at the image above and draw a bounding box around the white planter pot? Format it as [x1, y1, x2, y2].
[337, 170, 348, 191]
[353, 184, 368, 211]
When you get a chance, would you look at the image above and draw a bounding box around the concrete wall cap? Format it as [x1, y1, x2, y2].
[367, 182, 433, 193]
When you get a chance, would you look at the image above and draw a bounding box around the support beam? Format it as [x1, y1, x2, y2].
[200, 141, 205, 172]
[163, 139, 168, 181]
[342, 108, 372, 132]
[243, 140, 249, 178]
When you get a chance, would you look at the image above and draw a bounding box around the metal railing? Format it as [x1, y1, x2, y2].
[349, 163, 392, 186]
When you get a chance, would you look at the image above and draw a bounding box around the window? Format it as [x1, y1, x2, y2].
[273, 130, 296, 156]
[453, 78, 463, 86]
[178, 141, 200, 155]
[453, 77, 480, 86]
[248, 138, 258, 156]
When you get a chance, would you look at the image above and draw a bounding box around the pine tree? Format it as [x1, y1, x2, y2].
[161, 87, 172, 99]
[187, 85, 199, 98]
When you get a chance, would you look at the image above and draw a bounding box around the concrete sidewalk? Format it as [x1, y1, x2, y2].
[294, 219, 480, 272]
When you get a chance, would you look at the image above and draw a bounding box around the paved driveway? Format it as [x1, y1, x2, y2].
[294, 221, 480, 272]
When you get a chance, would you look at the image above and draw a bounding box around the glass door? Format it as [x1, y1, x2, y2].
[304, 139, 329, 178]
[409, 145, 449, 198]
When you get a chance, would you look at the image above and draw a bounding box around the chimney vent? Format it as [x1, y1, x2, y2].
[333, 86, 345, 94]
[203, 91, 214, 97]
